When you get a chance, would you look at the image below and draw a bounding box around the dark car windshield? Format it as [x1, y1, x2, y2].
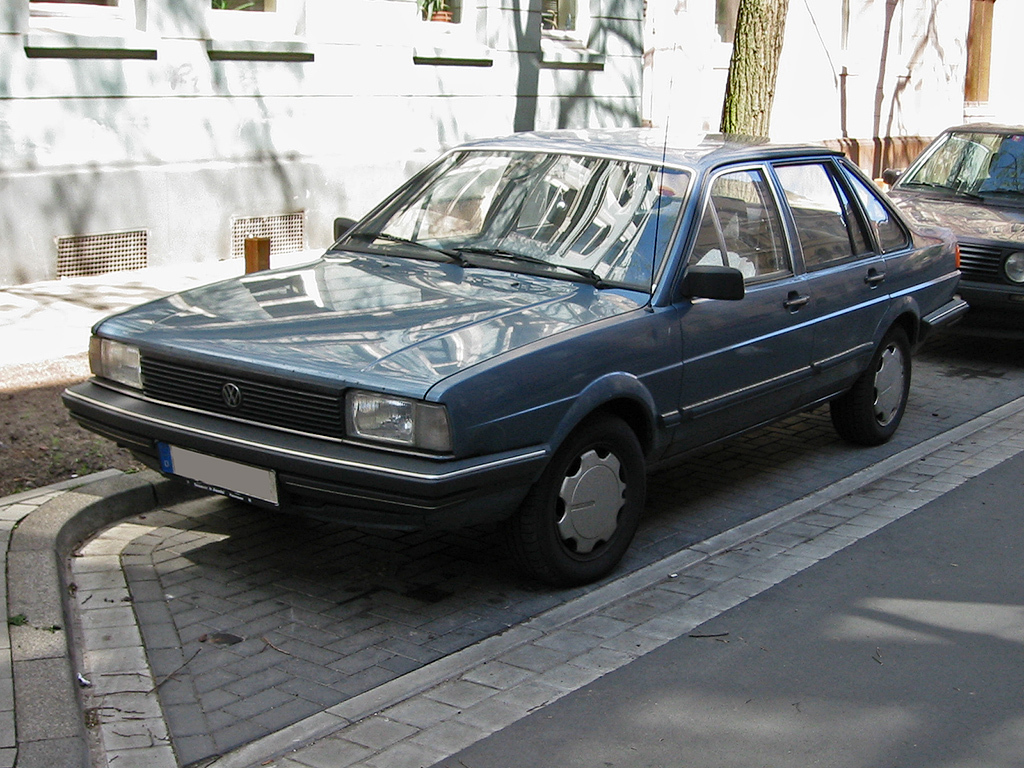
[343, 151, 690, 292]
[899, 130, 1024, 203]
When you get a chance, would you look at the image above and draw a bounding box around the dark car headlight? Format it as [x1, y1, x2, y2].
[1005, 252, 1024, 284]
[89, 337, 143, 389]
[345, 390, 452, 453]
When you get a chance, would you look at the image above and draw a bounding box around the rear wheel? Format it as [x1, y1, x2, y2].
[504, 415, 646, 587]
[830, 326, 911, 446]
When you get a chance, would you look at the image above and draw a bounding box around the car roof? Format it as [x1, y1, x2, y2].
[940, 123, 1024, 136]
[453, 128, 844, 171]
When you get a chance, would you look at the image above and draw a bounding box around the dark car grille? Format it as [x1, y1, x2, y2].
[141, 357, 346, 439]
[958, 243, 1006, 284]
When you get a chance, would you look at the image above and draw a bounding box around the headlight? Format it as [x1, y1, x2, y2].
[1005, 251, 1024, 284]
[89, 337, 143, 389]
[345, 390, 452, 453]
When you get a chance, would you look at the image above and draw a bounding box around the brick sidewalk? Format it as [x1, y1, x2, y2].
[63, 333, 1024, 767]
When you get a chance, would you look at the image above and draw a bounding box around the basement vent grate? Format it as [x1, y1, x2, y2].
[56, 230, 149, 278]
[231, 212, 306, 260]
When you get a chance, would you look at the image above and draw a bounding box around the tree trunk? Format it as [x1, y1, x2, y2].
[719, 0, 790, 139]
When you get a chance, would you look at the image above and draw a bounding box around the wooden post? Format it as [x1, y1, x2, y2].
[965, 0, 995, 104]
[244, 237, 271, 273]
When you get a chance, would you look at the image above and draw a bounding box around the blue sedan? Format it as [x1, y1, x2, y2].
[64, 129, 966, 586]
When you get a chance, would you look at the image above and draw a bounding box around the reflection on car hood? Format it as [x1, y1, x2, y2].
[96, 254, 646, 396]
[890, 190, 1024, 244]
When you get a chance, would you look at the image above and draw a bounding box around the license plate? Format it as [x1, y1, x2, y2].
[157, 443, 279, 506]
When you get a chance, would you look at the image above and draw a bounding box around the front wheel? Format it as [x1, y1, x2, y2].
[830, 326, 912, 446]
[504, 416, 646, 587]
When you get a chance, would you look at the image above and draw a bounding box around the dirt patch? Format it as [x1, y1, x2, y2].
[0, 367, 143, 499]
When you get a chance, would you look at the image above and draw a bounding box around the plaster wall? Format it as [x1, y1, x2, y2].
[643, 0, 970, 160]
[984, 0, 1024, 124]
[0, 0, 644, 286]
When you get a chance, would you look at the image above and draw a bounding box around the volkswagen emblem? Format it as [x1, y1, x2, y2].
[221, 382, 243, 409]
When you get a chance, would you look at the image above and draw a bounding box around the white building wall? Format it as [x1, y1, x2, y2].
[644, 0, 971, 168]
[985, 0, 1024, 124]
[0, 0, 644, 286]
[642, 1, 730, 137]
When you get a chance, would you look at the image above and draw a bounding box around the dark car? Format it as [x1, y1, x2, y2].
[886, 124, 1024, 319]
[63, 130, 966, 586]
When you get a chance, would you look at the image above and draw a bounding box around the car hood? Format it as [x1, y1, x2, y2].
[889, 189, 1024, 244]
[96, 253, 647, 397]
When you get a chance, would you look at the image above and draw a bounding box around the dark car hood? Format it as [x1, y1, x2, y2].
[95, 253, 647, 397]
[889, 189, 1024, 244]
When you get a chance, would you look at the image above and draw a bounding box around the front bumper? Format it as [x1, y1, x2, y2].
[959, 281, 1024, 313]
[62, 381, 549, 529]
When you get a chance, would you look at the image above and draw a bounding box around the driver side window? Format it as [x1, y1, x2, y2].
[688, 168, 790, 281]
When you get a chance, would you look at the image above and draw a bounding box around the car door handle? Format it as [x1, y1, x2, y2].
[783, 292, 810, 310]
[865, 269, 886, 287]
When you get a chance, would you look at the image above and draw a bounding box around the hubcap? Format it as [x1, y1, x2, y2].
[873, 343, 906, 426]
[556, 448, 625, 554]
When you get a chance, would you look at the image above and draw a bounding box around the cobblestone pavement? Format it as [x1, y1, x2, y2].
[64, 330, 1024, 767]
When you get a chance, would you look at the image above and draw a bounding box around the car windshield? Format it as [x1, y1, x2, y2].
[343, 150, 690, 292]
[900, 130, 1024, 202]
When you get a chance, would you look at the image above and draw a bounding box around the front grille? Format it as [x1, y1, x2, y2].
[141, 357, 345, 439]
[958, 243, 1005, 284]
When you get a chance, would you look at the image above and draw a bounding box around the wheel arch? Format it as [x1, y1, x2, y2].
[549, 373, 659, 460]
[884, 299, 923, 348]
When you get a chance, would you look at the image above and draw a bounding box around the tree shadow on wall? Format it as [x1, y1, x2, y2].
[513, 0, 644, 132]
[869, 0, 953, 177]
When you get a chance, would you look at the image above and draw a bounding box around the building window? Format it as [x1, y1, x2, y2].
[420, 0, 462, 24]
[543, 0, 575, 32]
[28, 0, 140, 37]
[207, 0, 305, 40]
[538, 0, 600, 69]
[212, 0, 275, 10]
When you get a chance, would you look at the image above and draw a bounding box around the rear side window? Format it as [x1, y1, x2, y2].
[688, 168, 790, 282]
[774, 162, 872, 269]
[844, 171, 910, 253]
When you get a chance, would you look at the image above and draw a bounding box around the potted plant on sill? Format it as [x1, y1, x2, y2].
[419, 0, 453, 22]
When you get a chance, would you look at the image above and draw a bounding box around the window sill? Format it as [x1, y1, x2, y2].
[540, 36, 604, 70]
[24, 31, 157, 59]
[412, 20, 491, 67]
[206, 39, 314, 62]
[412, 43, 493, 67]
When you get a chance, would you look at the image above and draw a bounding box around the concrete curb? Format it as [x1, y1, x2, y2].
[7, 471, 202, 768]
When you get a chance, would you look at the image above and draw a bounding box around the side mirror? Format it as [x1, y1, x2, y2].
[681, 265, 745, 301]
[880, 168, 903, 187]
[333, 217, 358, 241]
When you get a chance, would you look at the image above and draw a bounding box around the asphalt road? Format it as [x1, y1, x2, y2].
[434, 445, 1024, 768]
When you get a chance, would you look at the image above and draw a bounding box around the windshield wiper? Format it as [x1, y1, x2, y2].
[350, 232, 469, 265]
[455, 246, 549, 266]
[902, 181, 983, 200]
[454, 246, 608, 287]
[979, 188, 1024, 199]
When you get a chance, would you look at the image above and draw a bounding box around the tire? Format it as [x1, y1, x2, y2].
[830, 326, 912, 446]
[504, 415, 646, 587]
